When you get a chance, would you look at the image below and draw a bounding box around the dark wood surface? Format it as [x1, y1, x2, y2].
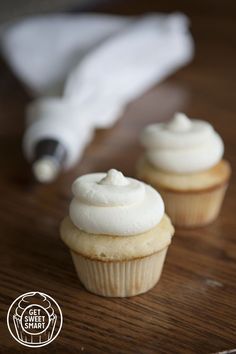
[0, 1, 236, 353]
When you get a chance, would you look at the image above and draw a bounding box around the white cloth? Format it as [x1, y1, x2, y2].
[0, 13, 194, 168]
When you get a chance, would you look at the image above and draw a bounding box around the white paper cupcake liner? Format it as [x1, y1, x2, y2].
[71, 247, 168, 297]
[160, 184, 228, 227]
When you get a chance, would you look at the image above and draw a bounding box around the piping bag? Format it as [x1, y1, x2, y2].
[0, 13, 194, 182]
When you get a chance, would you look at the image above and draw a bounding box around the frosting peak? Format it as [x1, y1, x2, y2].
[70, 170, 164, 236]
[141, 113, 224, 174]
[168, 112, 191, 132]
[99, 169, 128, 186]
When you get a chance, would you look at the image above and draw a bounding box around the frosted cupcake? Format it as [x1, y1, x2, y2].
[137, 113, 231, 227]
[60, 169, 174, 297]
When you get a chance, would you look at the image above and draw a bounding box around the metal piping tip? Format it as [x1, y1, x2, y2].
[32, 138, 67, 183]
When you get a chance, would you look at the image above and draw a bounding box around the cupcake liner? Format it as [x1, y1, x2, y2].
[71, 247, 168, 297]
[13, 314, 57, 345]
[137, 157, 230, 227]
[160, 184, 228, 227]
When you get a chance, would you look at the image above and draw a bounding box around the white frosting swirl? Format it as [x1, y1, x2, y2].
[70, 169, 164, 236]
[141, 113, 224, 173]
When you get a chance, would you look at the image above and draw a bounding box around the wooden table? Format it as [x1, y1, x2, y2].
[0, 2, 236, 353]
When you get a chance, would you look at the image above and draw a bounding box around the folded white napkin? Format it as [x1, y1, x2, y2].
[0, 13, 194, 170]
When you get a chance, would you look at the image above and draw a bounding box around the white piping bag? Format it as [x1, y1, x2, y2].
[1, 13, 194, 182]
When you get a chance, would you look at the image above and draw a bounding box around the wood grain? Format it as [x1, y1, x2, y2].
[0, 1, 236, 353]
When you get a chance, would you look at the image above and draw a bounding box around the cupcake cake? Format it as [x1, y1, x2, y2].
[13, 292, 57, 345]
[137, 112, 231, 227]
[60, 169, 174, 297]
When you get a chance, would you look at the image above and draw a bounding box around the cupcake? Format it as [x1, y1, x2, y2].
[137, 113, 231, 227]
[13, 292, 57, 345]
[60, 169, 174, 297]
